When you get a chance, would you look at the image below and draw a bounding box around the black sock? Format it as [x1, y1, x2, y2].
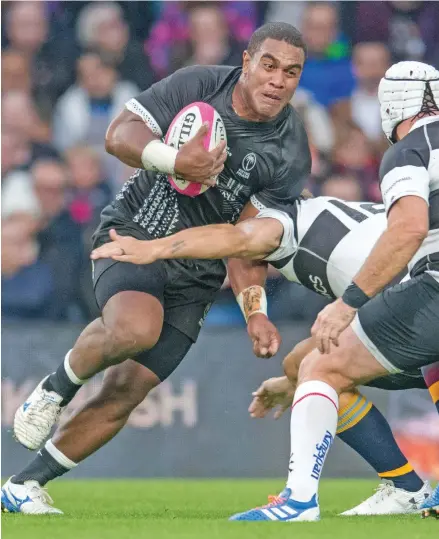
[12, 448, 70, 486]
[43, 362, 81, 406]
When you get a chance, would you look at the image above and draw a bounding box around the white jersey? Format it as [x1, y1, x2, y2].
[256, 197, 389, 299]
[379, 116, 439, 282]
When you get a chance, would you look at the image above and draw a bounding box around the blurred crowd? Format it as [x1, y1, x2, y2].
[2, 1, 439, 324]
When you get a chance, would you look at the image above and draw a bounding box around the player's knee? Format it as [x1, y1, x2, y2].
[297, 350, 354, 394]
[282, 346, 302, 383]
[103, 316, 161, 361]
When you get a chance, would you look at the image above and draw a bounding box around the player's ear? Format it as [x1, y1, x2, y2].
[242, 50, 251, 74]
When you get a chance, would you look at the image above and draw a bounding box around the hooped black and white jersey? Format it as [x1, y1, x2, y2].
[257, 197, 388, 299]
[379, 116, 439, 282]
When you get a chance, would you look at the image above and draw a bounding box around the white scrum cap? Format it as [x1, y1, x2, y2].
[378, 61, 439, 143]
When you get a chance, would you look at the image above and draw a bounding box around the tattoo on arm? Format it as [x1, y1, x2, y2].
[171, 240, 185, 254]
[243, 286, 262, 319]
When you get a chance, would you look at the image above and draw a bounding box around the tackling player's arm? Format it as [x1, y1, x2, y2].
[345, 148, 430, 301]
[312, 148, 430, 353]
[347, 195, 428, 297]
[90, 217, 284, 263]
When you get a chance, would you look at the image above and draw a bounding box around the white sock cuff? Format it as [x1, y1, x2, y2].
[45, 440, 77, 469]
[64, 350, 86, 385]
[293, 380, 339, 411]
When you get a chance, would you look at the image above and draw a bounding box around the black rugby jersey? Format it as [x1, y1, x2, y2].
[97, 65, 310, 235]
[93, 65, 311, 293]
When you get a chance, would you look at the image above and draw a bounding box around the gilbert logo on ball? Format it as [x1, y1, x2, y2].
[165, 102, 227, 197]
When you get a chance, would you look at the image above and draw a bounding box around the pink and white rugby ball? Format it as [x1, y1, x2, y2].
[165, 102, 227, 197]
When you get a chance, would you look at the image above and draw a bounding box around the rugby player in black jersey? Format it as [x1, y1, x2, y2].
[4, 23, 312, 514]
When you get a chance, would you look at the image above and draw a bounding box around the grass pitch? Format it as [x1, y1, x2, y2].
[2, 479, 436, 538]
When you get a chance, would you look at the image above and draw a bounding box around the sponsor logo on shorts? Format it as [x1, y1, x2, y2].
[310, 430, 333, 480]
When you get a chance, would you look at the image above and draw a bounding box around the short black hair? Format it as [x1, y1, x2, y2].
[247, 22, 307, 58]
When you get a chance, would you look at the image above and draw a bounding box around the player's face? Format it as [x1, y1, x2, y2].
[242, 39, 305, 120]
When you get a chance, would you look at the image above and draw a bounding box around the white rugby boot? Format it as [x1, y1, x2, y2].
[14, 376, 65, 450]
[1, 478, 63, 514]
[340, 480, 432, 516]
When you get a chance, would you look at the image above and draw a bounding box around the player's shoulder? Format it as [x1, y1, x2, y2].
[278, 103, 308, 138]
[274, 104, 311, 177]
[379, 127, 430, 181]
[172, 64, 239, 89]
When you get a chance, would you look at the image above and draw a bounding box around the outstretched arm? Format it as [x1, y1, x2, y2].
[91, 217, 283, 264]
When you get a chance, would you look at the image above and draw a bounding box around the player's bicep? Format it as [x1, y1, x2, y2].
[237, 218, 284, 259]
[387, 195, 429, 237]
[125, 97, 164, 138]
[125, 67, 207, 137]
[254, 209, 297, 261]
[381, 164, 430, 213]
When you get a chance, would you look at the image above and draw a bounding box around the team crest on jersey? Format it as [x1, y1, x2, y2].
[237, 152, 257, 179]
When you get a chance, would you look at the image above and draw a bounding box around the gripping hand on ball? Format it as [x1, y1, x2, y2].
[174, 122, 227, 186]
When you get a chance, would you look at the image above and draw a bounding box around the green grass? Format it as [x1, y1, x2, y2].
[2, 479, 436, 539]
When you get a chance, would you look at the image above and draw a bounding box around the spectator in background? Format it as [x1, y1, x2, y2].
[1, 49, 31, 94]
[32, 159, 84, 318]
[331, 124, 381, 202]
[350, 42, 391, 148]
[2, 159, 85, 321]
[1, 128, 32, 176]
[65, 145, 112, 240]
[169, 2, 244, 71]
[76, 2, 154, 90]
[64, 146, 112, 319]
[146, 1, 257, 79]
[320, 173, 364, 201]
[2, 90, 51, 146]
[3, 1, 77, 110]
[342, 1, 439, 67]
[331, 42, 391, 156]
[52, 52, 138, 186]
[292, 87, 334, 155]
[299, 2, 355, 109]
[2, 213, 40, 279]
[1, 91, 58, 165]
[264, 1, 305, 29]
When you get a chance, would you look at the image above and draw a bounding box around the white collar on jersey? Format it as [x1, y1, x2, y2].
[409, 115, 439, 133]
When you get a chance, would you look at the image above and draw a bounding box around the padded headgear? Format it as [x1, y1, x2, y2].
[378, 61, 439, 143]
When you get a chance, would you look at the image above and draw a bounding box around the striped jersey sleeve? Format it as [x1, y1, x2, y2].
[379, 141, 430, 215]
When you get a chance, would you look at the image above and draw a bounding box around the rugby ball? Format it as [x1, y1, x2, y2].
[165, 102, 227, 197]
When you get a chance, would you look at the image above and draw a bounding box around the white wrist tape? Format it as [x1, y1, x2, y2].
[236, 285, 268, 323]
[141, 140, 178, 174]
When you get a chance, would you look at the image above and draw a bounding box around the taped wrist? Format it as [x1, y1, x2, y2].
[236, 285, 268, 323]
[141, 140, 178, 174]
